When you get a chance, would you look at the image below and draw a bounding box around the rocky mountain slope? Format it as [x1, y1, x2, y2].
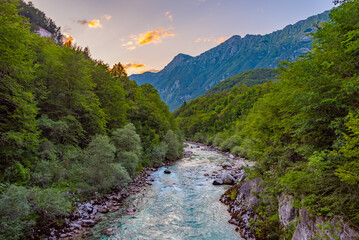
[130, 11, 329, 111]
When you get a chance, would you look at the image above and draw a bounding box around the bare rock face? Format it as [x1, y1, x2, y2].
[292, 208, 359, 240]
[278, 194, 298, 229]
[220, 177, 264, 240]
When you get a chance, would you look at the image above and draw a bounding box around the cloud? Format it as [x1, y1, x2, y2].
[165, 11, 173, 22]
[78, 19, 102, 29]
[123, 27, 175, 50]
[137, 27, 175, 45]
[195, 36, 229, 44]
[103, 14, 112, 21]
[123, 63, 146, 71]
[62, 33, 75, 45]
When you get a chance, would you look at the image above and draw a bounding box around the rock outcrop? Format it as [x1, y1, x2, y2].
[220, 177, 264, 240]
[292, 208, 359, 240]
[221, 180, 359, 240]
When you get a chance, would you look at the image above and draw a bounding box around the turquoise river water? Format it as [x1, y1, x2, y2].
[84, 144, 243, 240]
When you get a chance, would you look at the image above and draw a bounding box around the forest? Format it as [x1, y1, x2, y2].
[0, 1, 182, 239]
[175, 0, 359, 237]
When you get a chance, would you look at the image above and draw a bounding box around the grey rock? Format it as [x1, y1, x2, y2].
[221, 172, 235, 185]
[213, 178, 223, 185]
[222, 162, 232, 169]
[278, 194, 298, 228]
[81, 219, 95, 227]
[292, 207, 359, 240]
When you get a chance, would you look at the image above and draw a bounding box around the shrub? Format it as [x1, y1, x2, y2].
[0, 185, 33, 240]
[193, 132, 208, 143]
[112, 123, 142, 156]
[28, 187, 71, 224]
[116, 151, 140, 177]
[212, 134, 224, 147]
[111, 163, 131, 188]
[149, 142, 168, 166]
[31, 159, 63, 187]
[164, 130, 182, 160]
[220, 135, 241, 152]
[79, 135, 119, 195]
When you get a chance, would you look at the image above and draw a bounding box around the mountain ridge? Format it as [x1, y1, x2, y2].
[130, 10, 330, 110]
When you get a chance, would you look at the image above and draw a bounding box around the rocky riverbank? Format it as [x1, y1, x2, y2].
[220, 176, 359, 240]
[188, 142, 359, 239]
[44, 167, 157, 239]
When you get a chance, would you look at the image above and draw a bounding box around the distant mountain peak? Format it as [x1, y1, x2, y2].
[131, 10, 330, 111]
[163, 53, 193, 72]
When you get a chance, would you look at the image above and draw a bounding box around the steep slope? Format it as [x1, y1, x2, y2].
[130, 11, 329, 111]
[203, 68, 278, 96]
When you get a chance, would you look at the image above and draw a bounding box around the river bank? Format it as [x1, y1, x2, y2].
[47, 142, 256, 239]
[45, 153, 188, 240]
[80, 143, 246, 239]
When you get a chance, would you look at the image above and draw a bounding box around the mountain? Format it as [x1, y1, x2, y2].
[130, 11, 330, 111]
[203, 68, 278, 96]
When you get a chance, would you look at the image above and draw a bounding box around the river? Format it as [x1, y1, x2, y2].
[83, 143, 243, 240]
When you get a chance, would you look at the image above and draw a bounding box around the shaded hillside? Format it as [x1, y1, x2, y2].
[203, 68, 278, 96]
[175, 1, 359, 238]
[130, 11, 330, 111]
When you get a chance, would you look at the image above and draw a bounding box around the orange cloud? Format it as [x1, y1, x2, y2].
[78, 19, 102, 29]
[62, 33, 75, 46]
[138, 27, 175, 45]
[165, 11, 173, 22]
[103, 14, 112, 21]
[123, 27, 175, 50]
[123, 63, 146, 71]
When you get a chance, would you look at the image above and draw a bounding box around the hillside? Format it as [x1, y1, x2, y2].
[130, 11, 329, 110]
[203, 68, 278, 96]
[175, 1, 359, 238]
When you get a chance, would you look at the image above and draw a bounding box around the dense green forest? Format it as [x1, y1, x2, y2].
[0, 1, 182, 239]
[175, 0, 359, 238]
[203, 68, 278, 96]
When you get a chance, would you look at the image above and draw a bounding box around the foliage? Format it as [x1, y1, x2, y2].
[164, 130, 183, 160]
[176, 0, 359, 235]
[0, 1, 182, 238]
[204, 68, 278, 96]
[0, 185, 32, 240]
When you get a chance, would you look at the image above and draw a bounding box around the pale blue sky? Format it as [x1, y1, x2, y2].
[28, 0, 335, 74]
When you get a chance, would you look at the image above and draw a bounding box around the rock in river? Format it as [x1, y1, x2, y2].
[164, 169, 171, 174]
[213, 178, 223, 185]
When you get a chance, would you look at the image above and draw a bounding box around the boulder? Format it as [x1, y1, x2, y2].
[164, 169, 171, 174]
[221, 172, 235, 185]
[213, 178, 223, 185]
[222, 162, 232, 169]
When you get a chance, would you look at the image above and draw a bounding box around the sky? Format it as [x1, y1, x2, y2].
[27, 0, 335, 75]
